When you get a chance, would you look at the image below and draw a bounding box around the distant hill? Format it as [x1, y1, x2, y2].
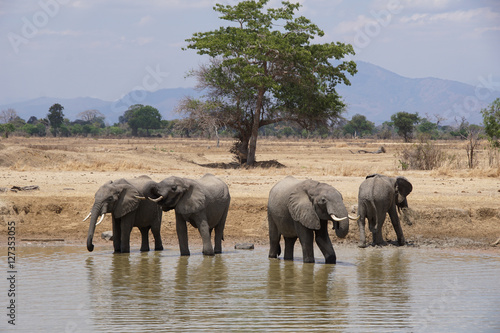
[2, 62, 499, 125]
[337, 61, 500, 125]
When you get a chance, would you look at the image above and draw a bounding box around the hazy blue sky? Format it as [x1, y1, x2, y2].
[1, 0, 499, 104]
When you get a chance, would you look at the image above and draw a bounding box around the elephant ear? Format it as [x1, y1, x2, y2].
[287, 180, 321, 230]
[395, 177, 413, 209]
[114, 183, 142, 218]
[395, 176, 412, 197]
[176, 179, 206, 215]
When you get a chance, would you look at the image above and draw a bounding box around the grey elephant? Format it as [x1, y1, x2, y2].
[146, 174, 230, 256]
[267, 176, 357, 264]
[357, 173, 413, 248]
[85, 175, 163, 253]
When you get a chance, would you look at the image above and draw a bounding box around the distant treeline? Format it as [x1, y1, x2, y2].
[0, 103, 494, 143]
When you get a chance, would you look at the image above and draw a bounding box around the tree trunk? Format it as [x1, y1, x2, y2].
[247, 89, 265, 166]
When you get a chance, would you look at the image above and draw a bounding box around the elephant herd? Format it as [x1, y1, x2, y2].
[84, 173, 413, 264]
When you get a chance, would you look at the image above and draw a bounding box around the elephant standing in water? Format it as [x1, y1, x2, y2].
[267, 176, 357, 264]
[145, 174, 230, 256]
[357, 174, 413, 248]
[85, 175, 163, 253]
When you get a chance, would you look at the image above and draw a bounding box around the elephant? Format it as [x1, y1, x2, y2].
[267, 176, 357, 264]
[85, 175, 163, 253]
[357, 173, 413, 248]
[145, 173, 230, 256]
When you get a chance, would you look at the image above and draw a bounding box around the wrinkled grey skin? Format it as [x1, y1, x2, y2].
[86, 175, 163, 253]
[357, 174, 413, 248]
[146, 174, 230, 256]
[267, 176, 352, 264]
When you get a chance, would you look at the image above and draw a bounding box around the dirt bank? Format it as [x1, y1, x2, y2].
[1, 137, 499, 250]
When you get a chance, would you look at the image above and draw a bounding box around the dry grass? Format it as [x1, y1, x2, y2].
[0, 136, 499, 248]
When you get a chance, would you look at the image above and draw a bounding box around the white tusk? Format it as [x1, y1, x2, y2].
[148, 195, 164, 203]
[96, 214, 105, 226]
[83, 212, 91, 222]
[348, 214, 360, 220]
[330, 214, 347, 222]
[135, 195, 146, 200]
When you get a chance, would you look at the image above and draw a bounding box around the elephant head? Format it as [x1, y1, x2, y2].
[84, 179, 141, 252]
[287, 180, 356, 238]
[147, 176, 205, 215]
[394, 176, 413, 212]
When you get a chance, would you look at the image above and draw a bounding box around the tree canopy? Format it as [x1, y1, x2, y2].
[47, 103, 65, 137]
[125, 104, 162, 136]
[391, 111, 420, 142]
[183, 0, 356, 165]
[481, 98, 500, 147]
[343, 114, 374, 138]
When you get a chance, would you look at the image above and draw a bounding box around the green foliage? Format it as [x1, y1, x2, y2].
[47, 103, 65, 136]
[184, 0, 356, 164]
[0, 123, 15, 138]
[417, 118, 439, 139]
[391, 111, 420, 142]
[125, 104, 162, 136]
[343, 114, 374, 137]
[481, 98, 500, 147]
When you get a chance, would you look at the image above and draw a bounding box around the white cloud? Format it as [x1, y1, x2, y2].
[137, 16, 154, 26]
[400, 7, 500, 25]
[334, 15, 377, 35]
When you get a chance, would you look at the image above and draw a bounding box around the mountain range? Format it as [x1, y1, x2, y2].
[2, 62, 499, 126]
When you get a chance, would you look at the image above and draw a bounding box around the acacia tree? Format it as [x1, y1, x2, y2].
[391, 111, 420, 142]
[183, 0, 356, 165]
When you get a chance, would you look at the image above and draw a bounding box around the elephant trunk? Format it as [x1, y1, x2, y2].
[87, 204, 104, 252]
[332, 215, 349, 238]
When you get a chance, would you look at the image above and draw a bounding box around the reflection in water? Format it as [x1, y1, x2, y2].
[353, 248, 412, 331]
[85, 251, 167, 330]
[5, 245, 500, 332]
[265, 260, 349, 330]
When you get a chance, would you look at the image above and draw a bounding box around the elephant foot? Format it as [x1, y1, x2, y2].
[203, 250, 215, 256]
[303, 257, 315, 264]
[154, 245, 164, 251]
[140, 247, 150, 252]
[358, 242, 367, 248]
[397, 238, 406, 246]
[214, 249, 222, 254]
[180, 252, 190, 256]
[325, 254, 337, 264]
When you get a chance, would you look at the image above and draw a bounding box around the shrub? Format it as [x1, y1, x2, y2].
[397, 140, 446, 170]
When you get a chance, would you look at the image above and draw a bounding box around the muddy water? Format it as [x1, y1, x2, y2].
[2, 245, 500, 332]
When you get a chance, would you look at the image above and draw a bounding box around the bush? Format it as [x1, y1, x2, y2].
[397, 140, 446, 170]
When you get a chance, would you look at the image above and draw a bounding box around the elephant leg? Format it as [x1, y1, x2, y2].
[214, 207, 228, 254]
[120, 218, 133, 253]
[139, 227, 150, 252]
[198, 220, 214, 256]
[112, 218, 122, 253]
[372, 210, 387, 246]
[295, 222, 315, 263]
[151, 222, 163, 251]
[388, 205, 406, 246]
[267, 215, 281, 258]
[283, 236, 296, 261]
[175, 214, 190, 256]
[357, 212, 367, 248]
[315, 223, 336, 264]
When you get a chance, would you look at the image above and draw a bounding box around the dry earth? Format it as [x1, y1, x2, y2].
[1, 137, 499, 251]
